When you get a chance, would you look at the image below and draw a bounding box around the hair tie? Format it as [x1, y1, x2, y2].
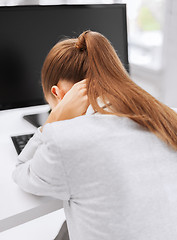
[75, 30, 90, 51]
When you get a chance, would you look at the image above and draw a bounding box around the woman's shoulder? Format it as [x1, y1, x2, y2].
[42, 113, 147, 144]
[41, 113, 177, 157]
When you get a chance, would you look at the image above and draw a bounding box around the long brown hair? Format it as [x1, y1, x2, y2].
[41, 30, 177, 150]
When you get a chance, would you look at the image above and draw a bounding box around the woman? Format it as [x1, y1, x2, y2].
[12, 30, 177, 240]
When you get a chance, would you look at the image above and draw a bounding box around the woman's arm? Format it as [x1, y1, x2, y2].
[12, 124, 70, 200]
[12, 79, 89, 199]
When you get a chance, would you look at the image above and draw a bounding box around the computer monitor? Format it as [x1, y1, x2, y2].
[0, 4, 129, 111]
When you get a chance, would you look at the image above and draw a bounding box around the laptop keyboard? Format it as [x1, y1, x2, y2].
[11, 133, 34, 155]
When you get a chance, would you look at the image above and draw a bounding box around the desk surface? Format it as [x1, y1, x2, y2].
[0, 105, 63, 232]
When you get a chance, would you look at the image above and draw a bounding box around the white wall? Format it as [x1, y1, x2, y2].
[0, 0, 120, 5]
[128, 0, 177, 108]
[40, 0, 116, 4]
[162, 0, 177, 108]
[0, 0, 39, 5]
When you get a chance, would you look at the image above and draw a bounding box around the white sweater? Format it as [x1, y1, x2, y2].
[12, 104, 177, 240]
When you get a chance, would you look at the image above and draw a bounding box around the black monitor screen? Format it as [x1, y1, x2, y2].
[0, 4, 129, 110]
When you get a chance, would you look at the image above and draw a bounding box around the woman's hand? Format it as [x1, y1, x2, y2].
[40, 79, 90, 132]
[57, 79, 90, 119]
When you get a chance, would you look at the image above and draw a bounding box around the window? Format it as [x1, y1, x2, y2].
[123, 0, 165, 70]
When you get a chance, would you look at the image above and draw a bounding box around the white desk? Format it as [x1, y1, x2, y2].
[0, 105, 63, 233]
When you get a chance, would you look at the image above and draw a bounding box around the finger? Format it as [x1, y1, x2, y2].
[80, 78, 87, 82]
[80, 84, 87, 89]
[75, 79, 86, 84]
[84, 94, 89, 101]
[74, 81, 85, 89]
[75, 84, 87, 91]
[80, 88, 88, 95]
[78, 79, 88, 85]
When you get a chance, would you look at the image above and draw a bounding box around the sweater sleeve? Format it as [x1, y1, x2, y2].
[12, 123, 70, 200]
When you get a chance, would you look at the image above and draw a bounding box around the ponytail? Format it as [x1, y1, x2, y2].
[41, 30, 177, 150]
